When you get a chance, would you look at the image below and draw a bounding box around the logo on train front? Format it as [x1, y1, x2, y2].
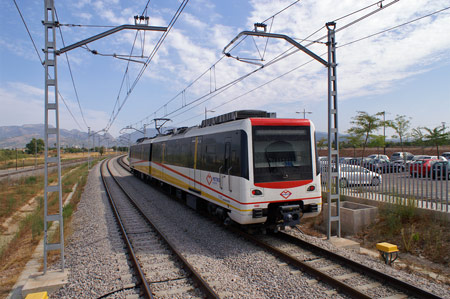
[206, 173, 213, 185]
[280, 190, 292, 199]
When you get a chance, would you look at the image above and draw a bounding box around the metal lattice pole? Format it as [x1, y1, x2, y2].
[326, 22, 340, 239]
[43, 0, 64, 273]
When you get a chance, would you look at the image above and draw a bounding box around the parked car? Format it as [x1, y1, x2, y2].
[430, 161, 450, 180]
[409, 159, 439, 177]
[391, 152, 414, 162]
[364, 158, 406, 173]
[345, 157, 372, 166]
[442, 152, 450, 160]
[368, 154, 390, 161]
[362, 158, 389, 173]
[338, 164, 382, 187]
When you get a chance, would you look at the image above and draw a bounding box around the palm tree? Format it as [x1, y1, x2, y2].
[423, 125, 449, 157]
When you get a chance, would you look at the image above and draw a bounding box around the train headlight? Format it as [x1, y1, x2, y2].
[307, 185, 316, 191]
[251, 189, 263, 196]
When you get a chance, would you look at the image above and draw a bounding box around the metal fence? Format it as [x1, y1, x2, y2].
[320, 160, 449, 212]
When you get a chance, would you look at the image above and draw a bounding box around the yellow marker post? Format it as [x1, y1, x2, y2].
[25, 292, 48, 299]
[376, 242, 399, 265]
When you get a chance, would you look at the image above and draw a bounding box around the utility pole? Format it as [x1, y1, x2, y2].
[87, 127, 91, 169]
[382, 111, 386, 155]
[35, 139, 37, 169]
[205, 107, 215, 120]
[223, 21, 340, 239]
[43, 0, 64, 273]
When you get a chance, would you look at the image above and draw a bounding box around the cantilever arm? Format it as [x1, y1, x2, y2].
[222, 31, 328, 67]
[58, 24, 167, 54]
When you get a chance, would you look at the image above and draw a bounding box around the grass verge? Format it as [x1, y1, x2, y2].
[0, 159, 100, 297]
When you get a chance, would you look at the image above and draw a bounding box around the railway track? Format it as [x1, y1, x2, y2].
[100, 158, 219, 299]
[229, 227, 442, 299]
[116, 155, 444, 299]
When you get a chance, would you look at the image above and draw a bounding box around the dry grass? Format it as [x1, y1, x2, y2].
[0, 222, 41, 298]
[0, 161, 93, 297]
[0, 151, 107, 171]
[356, 202, 450, 265]
[0, 165, 79, 226]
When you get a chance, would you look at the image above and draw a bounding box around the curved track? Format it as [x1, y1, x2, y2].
[100, 157, 219, 299]
[119, 155, 443, 299]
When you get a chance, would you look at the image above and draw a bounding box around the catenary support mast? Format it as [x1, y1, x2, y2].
[43, 0, 64, 273]
[326, 22, 340, 239]
[42, 0, 167, 273]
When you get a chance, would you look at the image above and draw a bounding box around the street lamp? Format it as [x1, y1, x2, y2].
[205, 107, 215, 120]
[296, 109, 312, 119]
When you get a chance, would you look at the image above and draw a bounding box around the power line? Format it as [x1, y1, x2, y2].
[338, 6, 450, 48]
[13, 0, 43, 64]
[13, 0, 85, 131]
[172, 4, 450, 126]
[55, 6, 90, 129]
[130, 0, 303, 129]
[104, 0, 190, 132]
[168, 0, 395, 125]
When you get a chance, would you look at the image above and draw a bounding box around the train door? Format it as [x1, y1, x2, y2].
[221, 138, 232, 193]
[161, 142, 166, 181]
[189, 137, 201, 193]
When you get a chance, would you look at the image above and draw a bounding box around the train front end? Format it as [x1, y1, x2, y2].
[240, 118, 321, 230]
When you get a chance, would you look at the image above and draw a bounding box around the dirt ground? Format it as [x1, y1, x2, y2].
[299, 207, 450, 284]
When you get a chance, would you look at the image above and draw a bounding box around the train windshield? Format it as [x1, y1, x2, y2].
[253, 126, 312, 183]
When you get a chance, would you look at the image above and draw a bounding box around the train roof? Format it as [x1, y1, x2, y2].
[132, 110, 314, 146]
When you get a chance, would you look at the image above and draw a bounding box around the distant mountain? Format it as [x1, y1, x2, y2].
[0, 124, 114, 149]
[0, 124, 341, 149]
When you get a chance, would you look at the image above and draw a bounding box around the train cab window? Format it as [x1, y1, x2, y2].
[253, 126, 312, 183]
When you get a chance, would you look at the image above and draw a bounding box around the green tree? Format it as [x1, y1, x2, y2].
[368, 135, 385, 149]
[317, 137, 327, 149]
[347, 111, 384, 158]
[423, 125, 449, 157]
[388, 115, 411, 154]
[99, 146, 105, 156]
[345, 134, 363, 157]
[25, 138, 45, 154]
[411, 127, 426, 154]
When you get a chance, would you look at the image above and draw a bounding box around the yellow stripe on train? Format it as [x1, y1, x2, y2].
[149, 165, 252, 213]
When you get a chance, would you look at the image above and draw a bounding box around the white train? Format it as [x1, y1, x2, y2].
[129, 110, 321, 231]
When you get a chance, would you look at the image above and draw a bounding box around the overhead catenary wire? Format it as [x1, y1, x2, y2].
[104, 0, 190, 132]
[130, 0, 302, 129]
[165, 4, 450, 128]
[150, 0, 396, 126]
[13, 0, 85, 131]
[12, 0, 43, 64]
[55, 6, 90, 130]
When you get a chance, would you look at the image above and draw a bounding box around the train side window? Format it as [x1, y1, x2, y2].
[224, 141, 231, 171]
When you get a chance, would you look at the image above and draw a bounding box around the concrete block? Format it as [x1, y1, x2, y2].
[22, 270, 68, 298]
[328, 236, 360, 251]
[322, 201, 378, 236]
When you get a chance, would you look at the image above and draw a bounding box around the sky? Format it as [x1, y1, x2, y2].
[1, 0, 449, 142]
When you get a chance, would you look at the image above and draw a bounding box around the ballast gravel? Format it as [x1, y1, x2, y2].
[51, 163, 139, 298]
[51, 158, 450, 298]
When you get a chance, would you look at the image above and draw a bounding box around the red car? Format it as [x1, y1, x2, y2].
[409, 159, 439, 177]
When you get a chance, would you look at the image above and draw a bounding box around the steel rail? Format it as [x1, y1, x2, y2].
[119, 155, 443, 298]
[0, 157, 90, 179]
[275, 231, 442, 299]
[100, 159, 154, 299]
[108, 157, 220, 299]
[227, 226, 372, 299]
